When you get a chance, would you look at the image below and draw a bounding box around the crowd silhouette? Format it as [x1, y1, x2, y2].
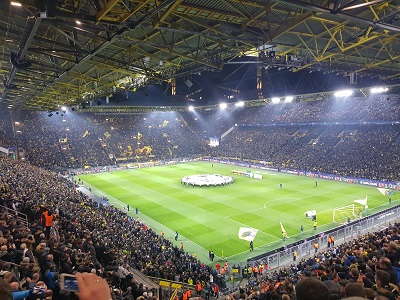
[0, 94, 400, 299]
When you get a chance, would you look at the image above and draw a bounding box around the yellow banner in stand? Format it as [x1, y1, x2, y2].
[159, 281, 170, 287]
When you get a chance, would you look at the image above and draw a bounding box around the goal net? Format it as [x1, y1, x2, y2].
[333, 204, 355, 224]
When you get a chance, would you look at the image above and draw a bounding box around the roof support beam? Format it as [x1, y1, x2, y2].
[355, 53, 400, 73]
[4, 15, 42, 92]
[265, 11, 315, 43]
[270, 0, 400, 32]
[153, 0, 183, 28]
[293, 33, 379, 72]
[32, 0, 177, 102]
[96, 0, 120, 24]
[339, 0, 387, 13]
[157, 26, 259, 44]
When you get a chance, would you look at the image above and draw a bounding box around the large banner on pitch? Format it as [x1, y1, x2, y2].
[238, 227, 258, 241]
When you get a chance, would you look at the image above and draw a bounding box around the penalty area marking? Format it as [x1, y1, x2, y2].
[225, 207, 266, 219]
[263, 189, 339, 209]
[264, 198, 299, 208]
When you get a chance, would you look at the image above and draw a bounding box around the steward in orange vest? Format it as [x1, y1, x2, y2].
[213, 285, 219, 298]
[196, 282, 202, 295]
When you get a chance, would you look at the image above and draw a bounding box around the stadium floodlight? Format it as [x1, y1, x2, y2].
[188, 106, 195, 112]
[271, 97, 280, 104]
[285, 96, 294, 103]
[61, 106, 67, 111]
[235, 101, 244, 107]
[370, 87, 388, 94]
[334, 89, 353, 97]
[11, 2, 22, 6]
[219, 103, 227, 109]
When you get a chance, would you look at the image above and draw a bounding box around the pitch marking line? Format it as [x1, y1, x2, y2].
[83, 182, 126, 208]
[224, 216, 278, 239]
[83, 181, 217, 259]
[263, 198, 299, 208]
[226, 189, 334, 219]
[225, 207, 265, 218]
[138, 214, 214, 256]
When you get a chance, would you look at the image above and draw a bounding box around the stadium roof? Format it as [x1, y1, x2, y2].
[1, 0, 400, 110]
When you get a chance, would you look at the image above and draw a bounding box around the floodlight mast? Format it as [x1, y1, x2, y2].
[370, 87, 388, 94]
[334, 89, 353, 97]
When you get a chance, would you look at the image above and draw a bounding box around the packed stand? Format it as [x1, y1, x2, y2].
[4, 94, 400, 181]
[0, 111, 15, 149]
[12, 111, 208, 170]
[210, 123, 400, 181]
[241, 222, 400, 299]
[0, 155, 220, 300]
[233, 95, 400, 125]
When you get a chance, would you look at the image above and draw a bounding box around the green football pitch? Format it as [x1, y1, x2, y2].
[79, 162, 394, 264]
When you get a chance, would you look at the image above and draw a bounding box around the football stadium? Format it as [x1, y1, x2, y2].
[79, 161, 391, 261]
[1, 1, 400, 300]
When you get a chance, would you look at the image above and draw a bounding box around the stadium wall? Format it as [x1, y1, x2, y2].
[70, 156, 399, 191]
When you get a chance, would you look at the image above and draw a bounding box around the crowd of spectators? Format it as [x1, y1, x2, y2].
[10, 111, 208, 170]
[211, 123, 400, 181]
[0, 93, 400, 299]
[233, 95, 400, 124]
[0, 155, 219, 299]
[0, 94, 398, 181]
[1, 94, 398, 181]
[0, 114, 14, 149]
[240, 223, 400, 300]
[2, 153, 400, 300]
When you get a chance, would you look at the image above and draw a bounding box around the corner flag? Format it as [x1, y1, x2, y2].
[238, 227, 258, 242]
[354, 195, 367, 206]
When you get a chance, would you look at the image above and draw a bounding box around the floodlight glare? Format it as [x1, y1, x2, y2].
[235, 101, 244, 107]
[334, 89, 353, 97]
[370, 87, 388, 94]
[219, 103, 227, 109]
[285, 96, 294, 103]
[188, 106, 195, 111]
[11, 2, 22, 6]
[271, 97, 280, 104]
[61, 106, 67, 111]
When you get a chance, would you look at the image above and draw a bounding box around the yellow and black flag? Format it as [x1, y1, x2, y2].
[82, 130, 89, 138]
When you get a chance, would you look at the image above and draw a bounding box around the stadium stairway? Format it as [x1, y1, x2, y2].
[76, 186, 109, 205]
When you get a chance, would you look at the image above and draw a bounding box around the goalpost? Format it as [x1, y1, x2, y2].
[333, 204, 356, 224]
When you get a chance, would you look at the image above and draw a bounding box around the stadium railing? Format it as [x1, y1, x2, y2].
[247, 205, 400, 270]
[0, 204, 29, 229]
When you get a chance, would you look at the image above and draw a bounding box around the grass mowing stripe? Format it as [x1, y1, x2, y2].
[79, 161, 395, 263]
